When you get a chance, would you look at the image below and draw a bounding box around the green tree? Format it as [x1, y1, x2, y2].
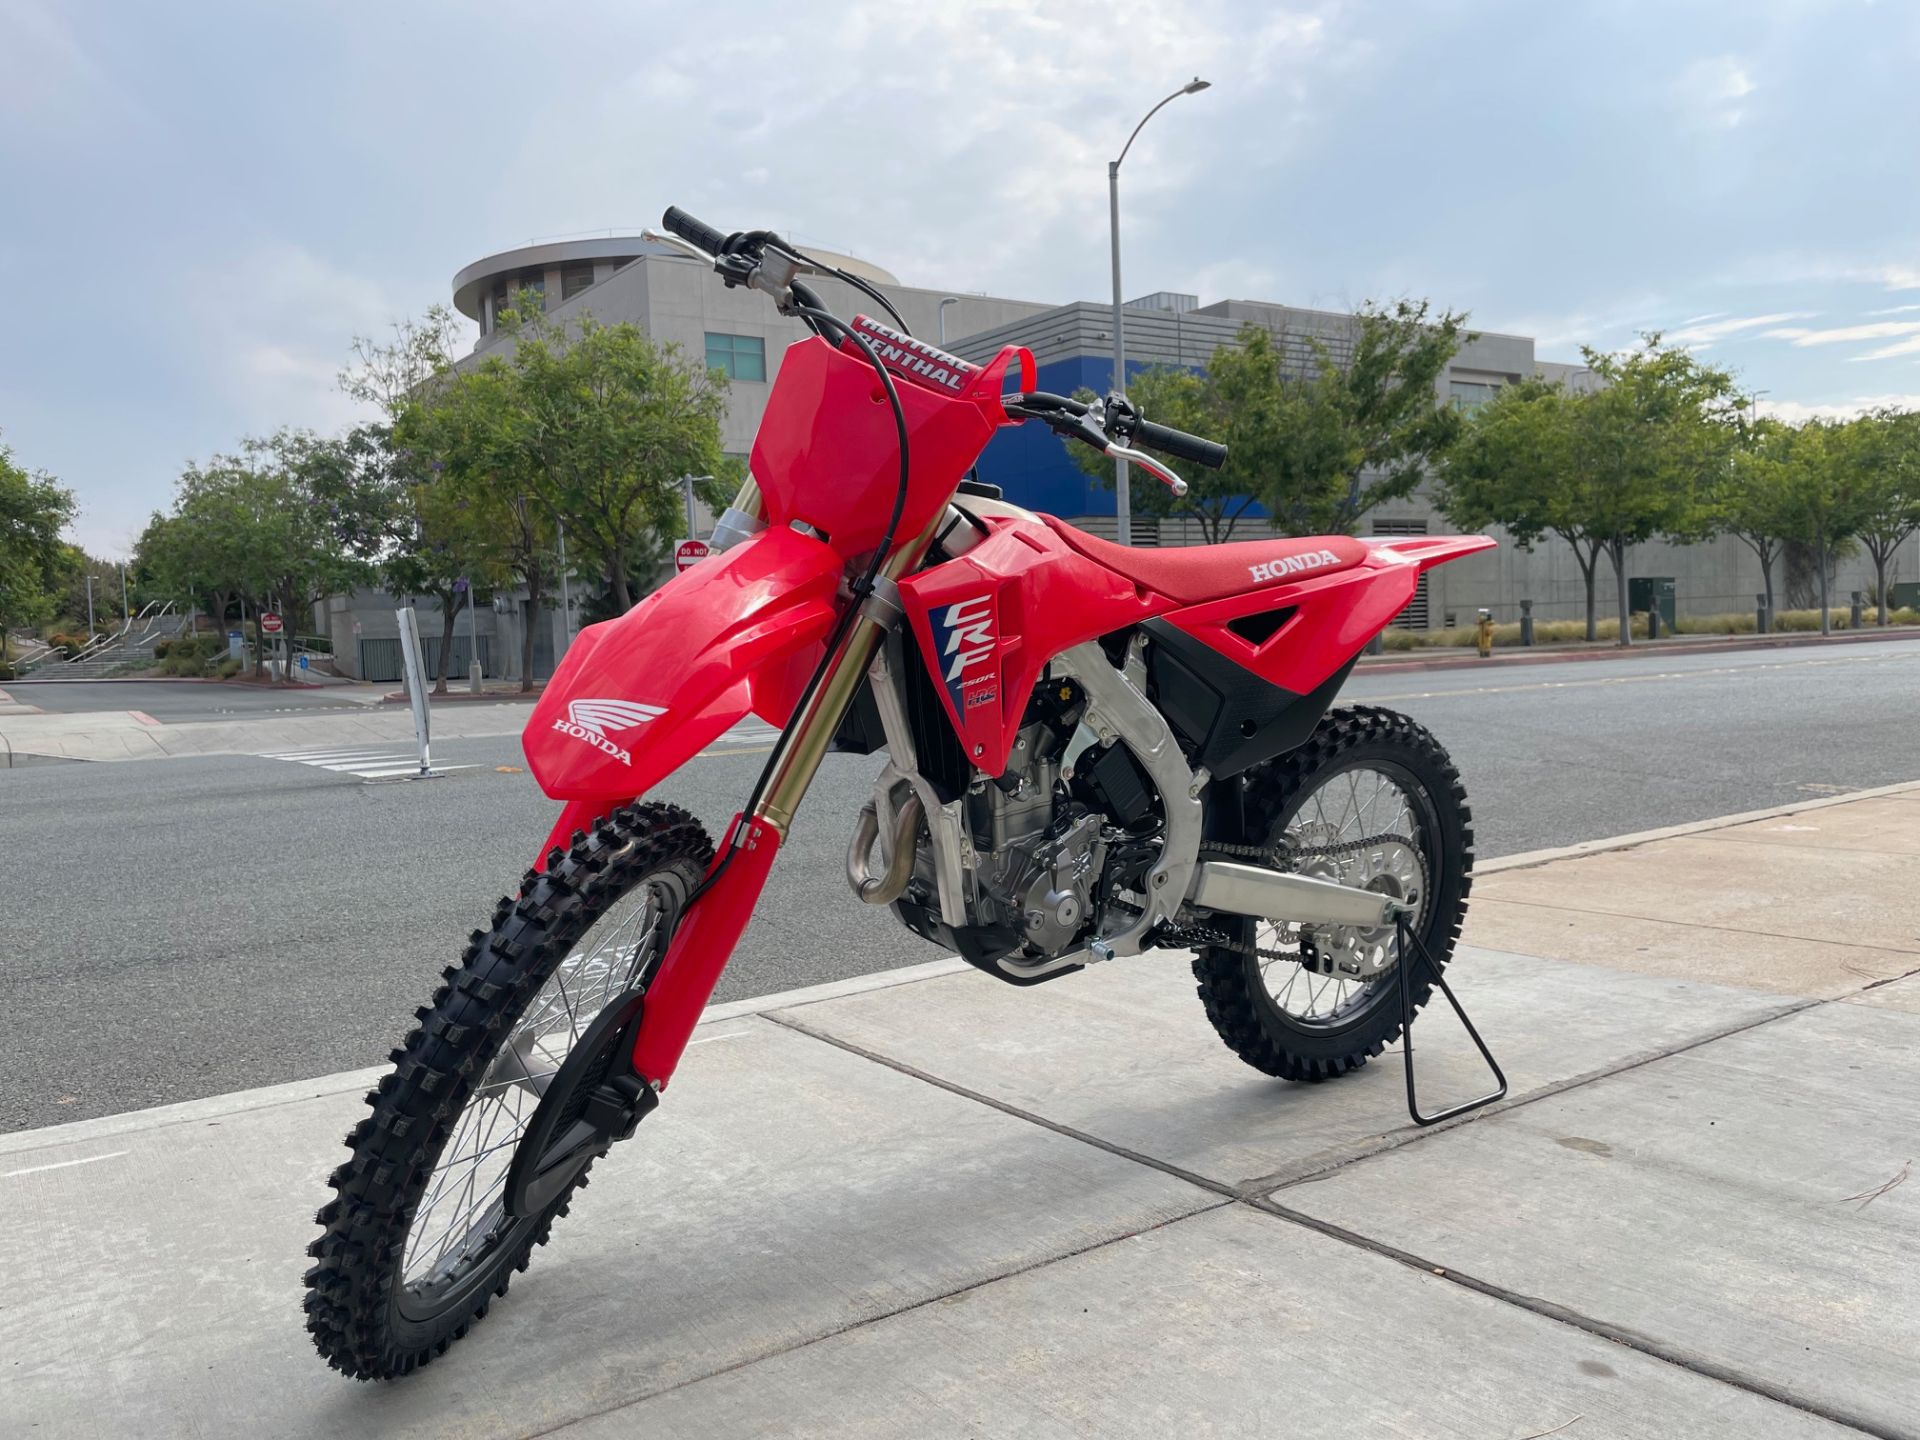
[507, 312, 728, 611]
[1066, 365, 1264, 542]
[341, 307, 499, 691]
[138, 433, 377, 682]
[1069, 305, 1470, 541]
[1442, 338, 1738, 645]
[1846, 409, 1920, 624]
[1705, 412, 1798, 622]
[1439, 378, 1615, 638]
[1774, 419, 1871, 635]
[1246, 304, 1472, 535]
[0, 436, 76, 667]
[395, 358, 554, 692]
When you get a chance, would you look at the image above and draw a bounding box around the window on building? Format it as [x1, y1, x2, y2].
[561, 263, 596, 302]
[1449, 380, 1497, 413]
[705, 332, 767, 382]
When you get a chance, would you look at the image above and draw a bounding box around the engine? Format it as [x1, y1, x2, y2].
[884, 669, 1166, 976]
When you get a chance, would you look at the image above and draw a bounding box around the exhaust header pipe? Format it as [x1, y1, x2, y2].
[845, 793, 924, 906]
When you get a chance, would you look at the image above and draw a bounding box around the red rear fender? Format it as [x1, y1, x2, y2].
[524, 526, 844, 801]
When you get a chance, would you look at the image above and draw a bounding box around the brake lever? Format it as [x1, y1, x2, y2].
[640, 227, 715, 264]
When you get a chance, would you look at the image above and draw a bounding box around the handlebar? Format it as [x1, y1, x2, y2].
[1130, 416, 1228, 471]
[661, 205, 733, 257]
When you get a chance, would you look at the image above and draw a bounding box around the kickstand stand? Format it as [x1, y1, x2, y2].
[1396, 912, 1508, 1127]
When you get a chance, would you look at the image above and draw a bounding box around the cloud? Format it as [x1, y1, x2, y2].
[1663, 312, 1812, 347]
[184, 242, 405, 435]
[1674, 55, 1756, 128]
[1762, 321, 1920, 346]
[1852, 334, 1920, 362]
[1763, 393, 1920, 424]
[1870, 303, 1920, 316]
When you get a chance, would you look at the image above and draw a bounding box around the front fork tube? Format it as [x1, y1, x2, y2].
[627, 511, 938, 1090]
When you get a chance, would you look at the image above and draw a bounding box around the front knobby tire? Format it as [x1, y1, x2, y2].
[304, 802, 712, 1380]
[1192, 706, 1473, 1082]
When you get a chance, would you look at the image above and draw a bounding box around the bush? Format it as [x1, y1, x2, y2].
[216, 656, 243, 679]
[157, 634, 231, 677]
[0, 660, 14, 682]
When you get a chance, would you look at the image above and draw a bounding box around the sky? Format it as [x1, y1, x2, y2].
[3, 0, 1918, 556]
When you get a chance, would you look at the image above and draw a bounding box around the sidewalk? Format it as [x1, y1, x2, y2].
[0, 697, 534, 766]
[3, 787, 1916, 1436]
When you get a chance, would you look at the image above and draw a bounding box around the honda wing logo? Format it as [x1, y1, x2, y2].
[1248, 549, 1342, 584]
[552, 698, 665, 766]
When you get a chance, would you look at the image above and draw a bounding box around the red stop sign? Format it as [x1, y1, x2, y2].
[674, 539, 711, 573]
[259, 612, 284, 634]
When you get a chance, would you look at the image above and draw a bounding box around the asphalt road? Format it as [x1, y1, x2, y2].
[4, 637, 1917, 1132]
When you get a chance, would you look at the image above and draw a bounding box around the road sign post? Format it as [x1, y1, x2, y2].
[395, 606, 439, 780]
[674, 539, 710, 573]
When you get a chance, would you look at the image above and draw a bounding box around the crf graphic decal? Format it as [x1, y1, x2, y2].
[552, 697, 665, 767]
[928, 592, 1000, 719]
[1249, 549, 1342, 584]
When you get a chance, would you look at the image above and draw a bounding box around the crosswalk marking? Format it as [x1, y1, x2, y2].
[258, 718, 778, 781]
[261, 748, 478, 780]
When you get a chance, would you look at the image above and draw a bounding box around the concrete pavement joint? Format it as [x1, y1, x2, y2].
[1246, 984, 1820, 1194]
[519, 1200, 1236, 1440]
[760, 1010, 1241, 1202]
[1242, 1193, 1899, 1440]
[766, 998, 1886, 1435]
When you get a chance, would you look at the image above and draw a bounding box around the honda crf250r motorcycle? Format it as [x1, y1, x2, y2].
[306, 208, 1494, 1378]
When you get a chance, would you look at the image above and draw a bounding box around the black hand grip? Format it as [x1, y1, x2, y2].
[1133, 418, 1228, 470]
[661, 206, 730, 257]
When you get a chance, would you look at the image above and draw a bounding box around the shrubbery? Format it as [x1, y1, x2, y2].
[157, 634, 230, 677]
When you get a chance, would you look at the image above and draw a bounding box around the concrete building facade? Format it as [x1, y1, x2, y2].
[328, 234, 1916, 666]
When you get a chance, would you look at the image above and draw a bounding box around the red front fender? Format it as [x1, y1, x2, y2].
[525, 525, 843, 806]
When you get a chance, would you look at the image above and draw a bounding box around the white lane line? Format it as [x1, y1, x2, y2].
[3, 1150, 128, 1180]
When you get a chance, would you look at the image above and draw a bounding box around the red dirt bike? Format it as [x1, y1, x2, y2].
[306, 209, 1495, 1377]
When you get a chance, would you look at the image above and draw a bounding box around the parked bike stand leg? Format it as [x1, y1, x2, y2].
[1395, 912, 1508, 1126]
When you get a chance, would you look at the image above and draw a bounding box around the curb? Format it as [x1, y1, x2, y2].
[9, 779, 1915, 1155]
[1356, 626, 1920, 676]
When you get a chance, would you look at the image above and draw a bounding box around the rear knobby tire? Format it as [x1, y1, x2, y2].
[303, 802, 712, 1380]
[1192, 706, 1472, 1082]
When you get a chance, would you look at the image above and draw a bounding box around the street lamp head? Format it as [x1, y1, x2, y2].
[1183, 78, 1211, 94]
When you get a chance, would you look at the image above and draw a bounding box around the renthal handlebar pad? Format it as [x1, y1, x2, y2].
[1134, 419, 1228, 470]
[662, 206, 731, 257]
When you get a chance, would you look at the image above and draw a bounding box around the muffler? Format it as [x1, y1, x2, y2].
[1189, 862, 1409, 928]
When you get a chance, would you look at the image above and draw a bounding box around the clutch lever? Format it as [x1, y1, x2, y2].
[1108, 443, 1189, 497]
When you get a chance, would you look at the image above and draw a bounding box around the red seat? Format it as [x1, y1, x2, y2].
[1042, 517, 1368, 606]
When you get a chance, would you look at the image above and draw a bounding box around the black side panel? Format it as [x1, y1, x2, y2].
[1143, 618, 1356, 780]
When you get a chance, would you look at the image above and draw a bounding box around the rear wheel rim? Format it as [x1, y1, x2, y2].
[1253, 759, 1434, 1031]
[394, 875, 681, 1319]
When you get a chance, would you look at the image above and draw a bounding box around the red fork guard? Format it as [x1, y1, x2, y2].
[629, 815, 780, 1087]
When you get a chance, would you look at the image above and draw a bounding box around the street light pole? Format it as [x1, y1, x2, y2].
[938, 296, 960, 346]
[1109, 77, 1211, 546]
[86, 575, 95, 635]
